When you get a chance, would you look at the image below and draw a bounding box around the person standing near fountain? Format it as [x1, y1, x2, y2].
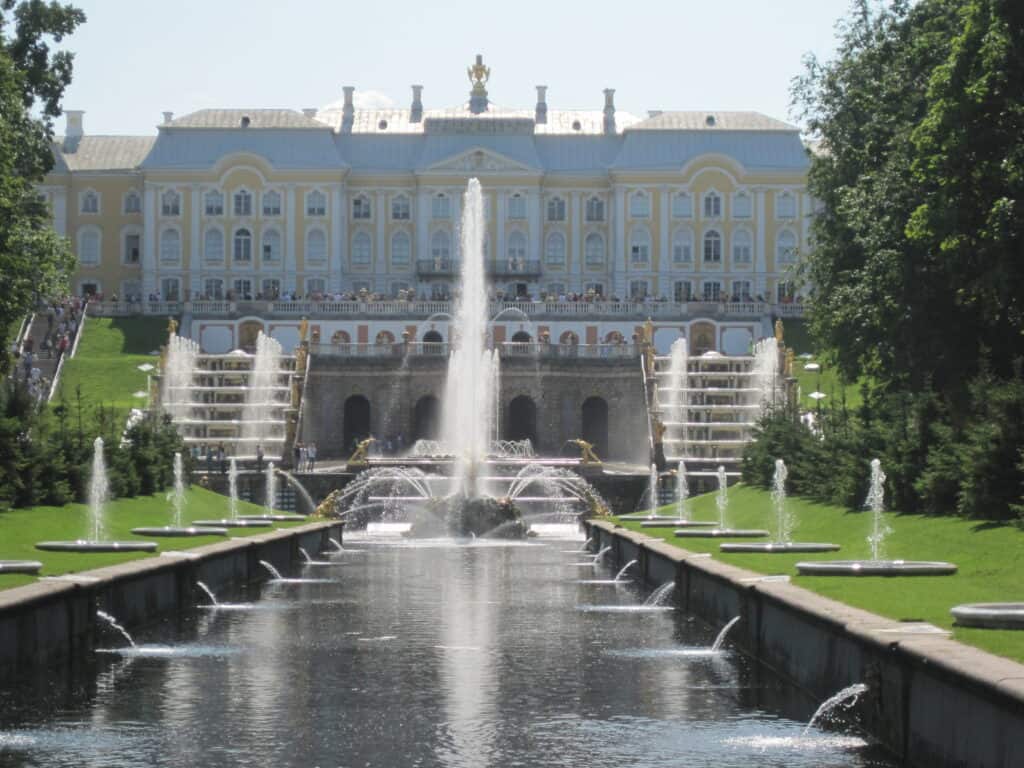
[256, 444, 264, 474]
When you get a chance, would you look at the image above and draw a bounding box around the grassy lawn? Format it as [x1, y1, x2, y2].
[0, 486, 305, 591]
[613, 484, 1024, 663]
[56, 316, 168, 414]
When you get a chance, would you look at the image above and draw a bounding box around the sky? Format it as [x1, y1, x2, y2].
[57, 0, 854, 136]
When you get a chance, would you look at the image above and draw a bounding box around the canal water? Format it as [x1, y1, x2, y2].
[0, 529, 896, 767]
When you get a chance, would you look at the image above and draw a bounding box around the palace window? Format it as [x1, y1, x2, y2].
[263, 190, 282, 217]
[232, 279, 252, 299]
[672, 192, 692, 219]
[123, 190, 141, 214]
[629, 280, 649, 299]
[78, 227, 101, 265]
[507, 193, 526, 220]
[233, 228, 252, 262]
[547, 283, 566, 298]
[672, 227, 694, 264]
[703, 281, 722, 301]
[123, 232, 141, 265]
[431, 230, 451, 260]
[391, 232, 411, 266]
[673, 280, 693, 302]
[261, 278, 281, 298]
[507, 230, 526, 261]
[545, 232, 566, 265]
[159, 228, 181, 264]
[161, 190, 180, 217]
[262, 229, 282, 263]
[703, 191, 721, 219]
[233, 190, 252, 217]
[703, 229, 722, 263]
[352, 194, 371, 220]
[204, 191, 224, 216]
[777, 281, 796, 302]
[630, 190, 650, 218]
[777, 230, 798, 263]
[392, 195, 411, 220]
[306, 228, 327, 264]
[161, 277, 181, 302]
[776, 191, 797, 219]
[546, 196, 566, 222]
[204, 228, 224, 263]
[306, 278, 327, 295]
[732, 280, 752, 301]
[352, 231, 372, 264]
[630, 227, 650, 265]
[306, 190, 326, 217]
[432, 193, 451, 220]
[733, 229, 752, 264]
[733, 191, 752, 219]
[585, 282, 605, 297]
[204, 278, 224, 300]
[585, 196, 605, 222]
[585, 233, 605, 266]
[80, 190, 99, 215]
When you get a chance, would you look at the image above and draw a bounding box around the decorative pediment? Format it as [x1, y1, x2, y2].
[427, 148, 535, 174]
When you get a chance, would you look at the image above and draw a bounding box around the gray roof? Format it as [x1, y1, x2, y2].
[611, 131, 809, 172]
[141, 129, 345, 171]
[627, 111, 798, 132]
[54, 135, 155, 171]
[168, 109, 327, 130]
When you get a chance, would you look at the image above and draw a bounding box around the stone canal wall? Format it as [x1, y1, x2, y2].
[0, 521, 343, 679]
[585, 519, 1024, 768]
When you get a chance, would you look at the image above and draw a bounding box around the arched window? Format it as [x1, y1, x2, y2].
[160, 228, 181, 263]
[630, 227, 650, 265]
[703, 191, 721, 219]
[122, 228, 141, 264]
[630, 190, 650, 218]
[545, 232, 566, 265]
[233, 228, 252, 262]
[507, 193, 526, 220]
[233, 189, 252, 217]
[123, 190, 141, 214]
[161, 189, 180, 216]
[204, 228, 224, 262]
[77, 227, 101, 265]
[702, 229, 722, 263]
[585, 196, 605, 222]
[431, 230, 451, 260]
[262, 228, 282, 263]
[306, 190, 326, 217]
[161, 277, 181, 301]
[306, 228, 327, 264]
[672, 227, 693, 264]
[776, 191, 797, 219]
[507, 231, 526, 261]
[776, 230, 798, 263]
[262, 190, 282, 216]
[79, 189, 100, 215]
[672, 192, 692, 218]
[585, 233, 604, 266]
[733, 229, 752, 264]
[431, 193, 451, 219]
[204, 190, 223, 216]
[391, 231, 411, 265]
[733, 191, 752, 219]
[352, 231, 371, 264]
[546, 196, 566, 221]
[352, 194, 371, 220]
[391, 195, 410, 220]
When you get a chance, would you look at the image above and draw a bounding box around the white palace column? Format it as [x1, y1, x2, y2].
[142, 182, 157, 296]
[285, 185, 297, 293]
[658, 186, 670, 298]
[612, 186, 626, 298]
[375, 190, 387, 292]
[331, 182, 345, 292]
[527, 188, 541, 266]
[189, 183, 201, 298]
[755, 189, 767, 299]
[571, 191, 582, 292]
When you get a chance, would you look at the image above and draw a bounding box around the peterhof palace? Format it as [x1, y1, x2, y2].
[38, 56, 811, 355]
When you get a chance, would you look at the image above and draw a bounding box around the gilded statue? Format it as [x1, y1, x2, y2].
[568, 439, 602, 465]
[299, 316, 309, 343]
[347, 437, 376, 467]
[785, 348, 795, 377]
[652, 417, 667, 444]
[167, 317, 178, 337]
[774, 318, 784, 344]
[467, 54, 490, 90]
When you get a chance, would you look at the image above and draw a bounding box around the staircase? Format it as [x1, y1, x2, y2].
[11, 302, 86, 401]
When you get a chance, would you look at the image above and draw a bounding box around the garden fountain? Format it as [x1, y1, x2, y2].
[132, 452, 228, 538]
[721, 459, 840, 554]
[238, 464, 311, 522]
[796, 459, 956, 576]
[37, 438, 159, 553]
[674, 466, 769, 539]
[635, 461, 716, 529]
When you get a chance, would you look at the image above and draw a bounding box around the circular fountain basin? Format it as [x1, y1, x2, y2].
[640, 520, 718, 529]
[130, 526, 229, 537]
[950, 603, 1024, 630]
[795, 559, 957, 576]
[35, 540, 158, 553]
[237, 514, 308, 522]
[674, 529, 769, 539]
[721, 542, 840, 554]
[0, 560, 43, 575]
[190, 519, 273, 529]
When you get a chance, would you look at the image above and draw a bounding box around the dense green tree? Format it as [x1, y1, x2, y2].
[0, 1, 84, 373]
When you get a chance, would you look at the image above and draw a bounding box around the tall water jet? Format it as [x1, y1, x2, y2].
[667, 336, 689, 428]
[172, 452, 185, 528]
[163, 334, 199, 420]
[243, 332, 284, 459]
[772, 459, 791, 544]
[265, 461, 277, 515]
[228, 458, 239, 519]
[865, 458, 889, 561]
[441, 178, 497, 498]
[676, 460, 688, 520]
[716, 465, 729, 528]
[752, 336, 780, 414]
[647, 464, 659, 517]
[88, 436, 109, 541]
[675, 462, 769, 540]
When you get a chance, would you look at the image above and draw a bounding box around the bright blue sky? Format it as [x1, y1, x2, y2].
[59, 0, 853, 136]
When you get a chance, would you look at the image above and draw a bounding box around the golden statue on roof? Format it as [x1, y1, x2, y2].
[467, 54, 490, 91]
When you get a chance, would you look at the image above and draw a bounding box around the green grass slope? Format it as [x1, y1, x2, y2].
[614, 484, 1024, 663]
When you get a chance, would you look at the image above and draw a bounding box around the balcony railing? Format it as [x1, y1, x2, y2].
[309, 341, 641, 360]
[416, 258, 460, 276]
[489, 258, 542, 277]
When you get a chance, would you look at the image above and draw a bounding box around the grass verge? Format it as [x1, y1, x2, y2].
[0, 486, 305, 591]
[613, 484, 1024, 663]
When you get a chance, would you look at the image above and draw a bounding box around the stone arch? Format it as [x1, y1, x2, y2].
[604, 330, 624, 345]
[413, 395, 441, 441]
[331, 330, 351, 345]
[422, 330, 443, 343]
[690, 321, 716, 355]
[581, 396, 609, 460]
[375, 330, 395, 345]
[559, 330, 579, 346]
[238, 320, 264, 351]
[343, 395, 371, 453]
[506, 395, 537, 447]
[511, 330, 532, 343]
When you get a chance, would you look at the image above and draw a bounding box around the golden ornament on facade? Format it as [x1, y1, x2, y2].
[467, 54, 490, 91]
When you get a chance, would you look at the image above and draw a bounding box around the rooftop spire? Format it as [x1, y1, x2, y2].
[467, 54, 490, 114]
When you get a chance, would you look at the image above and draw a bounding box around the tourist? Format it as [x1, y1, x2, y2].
[217, 443, 227, 474]
[299, 443, 308, 471]
[293, 442, 302, 470]
[307, 442, 317, 472]
[256, 444, 264, 473]
[205, 447, 213, 474]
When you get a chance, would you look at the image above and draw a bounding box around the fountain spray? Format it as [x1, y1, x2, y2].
[865, 458, 890, 561]
[88, 437, 109, 541]
[172, 452, 185, 528]
[676, 460, 688, 520]
[772, 459, 791, 544]
[228, 458, 239, 520]
[716, 465, 728, 528]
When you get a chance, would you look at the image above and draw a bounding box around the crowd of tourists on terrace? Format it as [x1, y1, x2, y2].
[7, 295, 84, 402]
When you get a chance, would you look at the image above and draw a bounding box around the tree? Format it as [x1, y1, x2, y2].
[0, 1, 84, 372]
